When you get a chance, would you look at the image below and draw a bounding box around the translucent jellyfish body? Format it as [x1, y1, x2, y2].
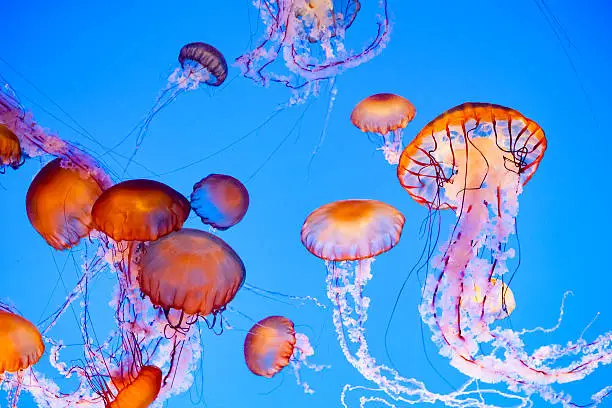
[351, 93, 416, 164]
[137, 228, 245, 317]
[397, 103, 612, 404]
[92, 179, 190, 242]
[191, 174, 249, 230]
[244, 316, 296, 378]
[0, 310, 44, 374]
[0, 123, 21, 169]
[107, 365, 162, 408]
[26, 158, 106, 250]
[236, 0, 390, 102]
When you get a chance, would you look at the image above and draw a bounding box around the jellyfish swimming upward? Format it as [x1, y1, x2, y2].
[397, 102, 612, 405]
[236, 0, 390, 102]
[351, 93, 416, 165]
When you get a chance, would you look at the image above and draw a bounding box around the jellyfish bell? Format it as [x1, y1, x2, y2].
[92, 179, 190, 242]
[191, 173, 249, 230]
[397, 102, 546, 210]
[0, 309, 44, 373]
[0, 123, 21, 169]
[107, 365, 162, 408]
[301, 199, 405, 261]
[351, 93, 416, 165]
[244, 316, 296, 378]
[137, 228, 245, 319]
[465, 278, 516, 321]
[177, 42, 228, 87]
[26, 158, 106, 250]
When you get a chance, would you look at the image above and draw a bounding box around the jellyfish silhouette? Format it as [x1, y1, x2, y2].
[0, 309, 44, 373]
[137, 228, 245, 321]
[244, 316, 296, 378]
[26, 158, 106, 250]
[92, 179, 190, 242]
[191, 174, 249, 230]
[350, 93, 416, 165]
[237, 0, 390, 102]
[0, 123, 21, 170]
[396, 103, 612, 402]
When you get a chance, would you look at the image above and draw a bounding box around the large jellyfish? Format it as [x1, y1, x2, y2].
[0, 123, 21, 170]
[191, 173, 250, 230]
[236, 0, 390, 102]
[26, 158, 106, 250]
[350, 93, 416, 165]
[397, 102, 612, 405]
[91, 179, 190, 242]
[0, 309, 44, 374]
[243, 315, 321, 392]
[136, 228, 246, 321]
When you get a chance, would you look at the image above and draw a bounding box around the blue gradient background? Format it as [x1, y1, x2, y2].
[1, 1, 611, 407]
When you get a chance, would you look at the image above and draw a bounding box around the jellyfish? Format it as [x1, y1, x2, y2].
[122, 42, 228, 173]
[396, 102, 612, 404]
[107, 365, 162, 408]
[136, 228, 246, 324]
[26, 158, 106, 250]
[470, 278, 516, 321]
[0, 309, 44, 374]
[91, 179, 190, 242]
[0, 123, 21, 170]
[236, 0, 390, 103]
[243, 315, 321, 392]
[350, 93, 416, 165]
[191, 173, 249, 230]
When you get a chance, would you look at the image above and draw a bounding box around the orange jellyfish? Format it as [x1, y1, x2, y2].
[350, 93, 416, 165]
[107, 365, 162, 408]
[191, 174, 249, 230]
[300, 199, 405, 394]
[26, 158, 105, 250]
[0, 309, 44, 373]
[137, 228, 245, 319]
[244, 316, 296, 378]
[301, 199, 405, 261]
[0, 123, 21, 170]
[92, 179, 190, 242]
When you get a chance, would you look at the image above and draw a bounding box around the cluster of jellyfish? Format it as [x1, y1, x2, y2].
[0, 77, 323, 407]
[300, 102, 612, 407]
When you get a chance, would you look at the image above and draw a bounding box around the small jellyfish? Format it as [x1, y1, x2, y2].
[107, 365, 162, 408]
[350, 93, 416, 165]
[178, 42, 228, 87]
[191, 174, 249, 230]
[0, 123, 21, 170]
[91, 179, 190, 242]
[244, 316, 296, 378]
[0, 309, 44, 373]
[26, 158, 106, 250]
[137, 228, 245, 318]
